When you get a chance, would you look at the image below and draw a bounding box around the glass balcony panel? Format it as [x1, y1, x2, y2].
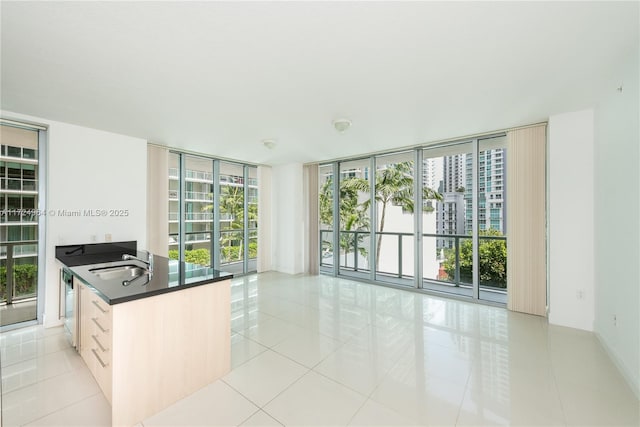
[248, 230, 258, 261]
[320, 230, 334, 271]
[7, 179, 21, 190]
[12, 252, 38, 301]
[22, 179, 37, 191]
[338, 230, 371, 273]
[220, 230, 244, 271]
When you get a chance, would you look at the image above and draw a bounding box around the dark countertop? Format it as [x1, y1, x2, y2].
[55, 241, 138, 267]
[56, 243, 232, 305]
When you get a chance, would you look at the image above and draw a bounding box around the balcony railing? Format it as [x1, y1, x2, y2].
[0, 240, 38, 304]
[168, 212, 213, 221]
[168, 231, 257, 264]
[319, 229, 507, 292]
[170, 168, 258, 187]
[169, 190, 212, 201]
[185, 191, 213, 201]
[1, 178, 38, 192]
[1, 146, 38, 161]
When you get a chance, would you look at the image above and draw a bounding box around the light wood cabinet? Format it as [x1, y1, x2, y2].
[76, 278, 231, 427]
[79, 281, 113, 404]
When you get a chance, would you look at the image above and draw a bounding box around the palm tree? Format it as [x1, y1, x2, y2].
[201, 185, 245, 262]
[319, 176, 370, 266]
[200, 185, 258, 263]
[363, 161, 442, 262]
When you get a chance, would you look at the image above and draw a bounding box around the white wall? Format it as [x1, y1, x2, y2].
[548, 109, 595, 331]
[271, 163, 304, 274]
[1, 111, 148, 328]
[593, 48, 639, 397]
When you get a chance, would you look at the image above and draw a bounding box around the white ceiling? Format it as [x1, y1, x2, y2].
[1, 1, 637, 165]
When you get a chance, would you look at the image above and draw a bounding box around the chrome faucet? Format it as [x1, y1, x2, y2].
[122, 272, 151, 287]
[122, 250, 154, 274]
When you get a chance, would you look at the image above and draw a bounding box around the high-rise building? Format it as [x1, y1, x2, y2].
[443, 154, 466, 193]
[436, 191, 465, 248]
[464, 148, 506, 234]
[422, 157, 442, 191]
[0, 140, 39, 244]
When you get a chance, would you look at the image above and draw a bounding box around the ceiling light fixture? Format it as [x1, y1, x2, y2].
[262, 139, 276, 149]
[332, 119, 352, 133]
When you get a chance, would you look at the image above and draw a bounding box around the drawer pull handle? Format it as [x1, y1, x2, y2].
[91, 349, 109, 368]
[91, 334, 109, 352]
[91, 317, 109, 333]
[92, 300, 108, 314]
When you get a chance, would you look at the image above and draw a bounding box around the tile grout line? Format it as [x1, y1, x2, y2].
[15, 390, 104, 427]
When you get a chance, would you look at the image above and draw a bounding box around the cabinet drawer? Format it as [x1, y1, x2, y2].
[91, 346, 113, 404]
[90, 315, 111, 336]
[90, 332, 111, 363]
[90, 296, 110, 317]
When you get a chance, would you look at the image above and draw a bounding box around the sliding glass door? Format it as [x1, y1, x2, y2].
[318, 135, 508, 305]
[477, 135, 508, 303]
[318, 164, 335, 274]
[422, 142, 474, 298]
[168, 153, 258, 275]
[374, 152, 415, 287]
[337, 159, 371, 279]
[0, 124, 42, 326]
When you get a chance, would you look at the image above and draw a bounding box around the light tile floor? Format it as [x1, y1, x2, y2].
[1, 272, 639, 426]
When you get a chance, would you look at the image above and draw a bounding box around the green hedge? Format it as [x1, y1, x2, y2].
[0, 264, 37, 299]
[169, 244, 258, 267]
[168, 249, 211, 267]
[442, 231, 507, 288]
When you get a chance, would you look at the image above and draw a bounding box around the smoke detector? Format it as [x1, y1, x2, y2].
[262, 139, 276, 149]
[332, 119, 352, 133]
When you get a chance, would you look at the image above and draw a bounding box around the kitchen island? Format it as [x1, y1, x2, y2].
[58, 246, 232, 427]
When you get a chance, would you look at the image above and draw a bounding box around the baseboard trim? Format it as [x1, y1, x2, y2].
[595, 331, 640, 401]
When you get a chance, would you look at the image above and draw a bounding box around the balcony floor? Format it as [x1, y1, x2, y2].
[0, 299, 36, 327]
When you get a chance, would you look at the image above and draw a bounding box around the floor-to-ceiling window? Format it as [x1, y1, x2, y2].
[374, 152, 415, 287]
[477, 135, 508, 303]
[0, 123, 42, 326]
[422, 142, 475, 298]
[169, 152, 258, 275]
[319, 134, 508, 305]
[318, 164, 334, 274]
[337, 159, 371, 279]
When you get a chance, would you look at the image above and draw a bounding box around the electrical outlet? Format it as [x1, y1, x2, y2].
[613, 315, 617, 327]
[105, 233, 112, 242]
[90, 235, 97, 242]
[576, 290, 585, 300]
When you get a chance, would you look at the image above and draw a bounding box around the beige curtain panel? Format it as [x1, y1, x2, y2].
[506, 124, 547, 316]
[146, 144, 169, 257]
[305, 164, 319, 275]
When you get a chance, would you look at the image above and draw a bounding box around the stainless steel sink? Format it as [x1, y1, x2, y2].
[89, 264, 148, 281]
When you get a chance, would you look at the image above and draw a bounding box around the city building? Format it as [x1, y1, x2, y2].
[435, 191, 465, 248]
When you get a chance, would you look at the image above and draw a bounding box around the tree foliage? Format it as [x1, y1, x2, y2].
[0, 264, 37, 299]
[442, 229, 507, 288]
[363, 161, 442, 261]
[318, 162, 442, 265]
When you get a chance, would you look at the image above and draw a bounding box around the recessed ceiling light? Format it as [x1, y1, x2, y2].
[262, 139, 276, 149]
[332, 119, 352, 133]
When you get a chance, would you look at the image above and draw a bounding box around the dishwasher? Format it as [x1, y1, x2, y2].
[61, 268, 78, 348]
